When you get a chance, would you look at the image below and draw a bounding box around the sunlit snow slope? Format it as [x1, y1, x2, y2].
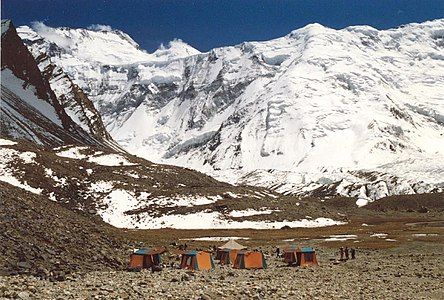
[18, 20, 444, 202]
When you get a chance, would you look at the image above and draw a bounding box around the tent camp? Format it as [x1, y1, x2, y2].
[216, 239, 247, 265]
[180, 251, 215, 271]
[283, 246, 318, 267]
[129, 248, 165, 270]
[233, 251, 267, 269]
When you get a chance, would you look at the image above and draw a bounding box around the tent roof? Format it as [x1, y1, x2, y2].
[283, 244, 298, 251]
[299, 247, 315, 253]
[183, 250, 198, 256]
[218, 239, 247, 250]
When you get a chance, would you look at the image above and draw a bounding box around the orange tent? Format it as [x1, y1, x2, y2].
[180, 251, 215, 271]
[282, 245, 298, 265]
[129, 248, 165, 270]
[216, 239, 246, 265]
[296, 247, 318, 267]
[282, 246, 318, 267]
[233, 251, 267, 269]
[218, 249, 240, 266]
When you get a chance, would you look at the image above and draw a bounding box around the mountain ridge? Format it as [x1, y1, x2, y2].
[1, 20, 110, 147]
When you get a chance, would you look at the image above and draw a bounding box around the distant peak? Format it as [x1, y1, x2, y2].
[287, 22, 327, 38]
[153, 38, 200, 59]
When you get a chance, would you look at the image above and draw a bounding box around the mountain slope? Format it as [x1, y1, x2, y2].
[0, 181, 127, 278]
[1, 20, 110, 147]
[16, 23, 114, 142]
[0, 138, 346, 229]
[17, 20, 444, 202]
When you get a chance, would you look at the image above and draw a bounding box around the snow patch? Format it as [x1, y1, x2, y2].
[356, 198, 369, 207]
[370, 233, 388, 238]
[229, 209, 277, 217]
[412, 233, 438, 237]
[88, 154, 136, 166]
[89, 181, 114, 193]
[179, 236, 250, 242]
[98, 190, 142, 227]
[324, 234, 357, 241]
[0, 148, 42, 194]
[56, 146, 88, 159]
[0, 139, 17, 146]
[104, 210, 345, 229]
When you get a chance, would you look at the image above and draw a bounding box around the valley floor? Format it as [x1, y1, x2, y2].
[1, 218, 443, 300]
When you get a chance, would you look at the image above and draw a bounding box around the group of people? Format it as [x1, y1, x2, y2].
[339, 246, 356, 260]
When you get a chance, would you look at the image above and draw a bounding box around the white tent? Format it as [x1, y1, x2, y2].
[218, 239, 247, 250]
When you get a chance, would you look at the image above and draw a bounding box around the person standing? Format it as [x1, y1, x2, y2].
[276, 247, 280, 258]
[340, 247, 344, 260]
[351, 248, 356, 259]
[345, 247, 349, 260]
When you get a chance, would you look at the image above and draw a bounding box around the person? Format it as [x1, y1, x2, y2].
[345, 247, 349, 260]
[340, 247, 344, 260]
[351, 248, 356, 259]
[276, 247, 280, 258]
[184, 243, 188, 251]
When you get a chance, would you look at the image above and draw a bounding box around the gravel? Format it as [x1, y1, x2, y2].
[1, 245, 442, 299]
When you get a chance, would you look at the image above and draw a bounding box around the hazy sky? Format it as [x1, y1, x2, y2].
[2, 0, 443, 52]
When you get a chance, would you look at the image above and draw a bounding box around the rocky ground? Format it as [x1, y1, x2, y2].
[1, 242, 443, 300]
[0, 182, 129, 279]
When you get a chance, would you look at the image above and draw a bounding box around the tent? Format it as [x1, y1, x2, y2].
[296, 247, 318, 267]
[180, 251, 215, 271]
[129, 248, 165, 270]
[218, 239, 247, 250]
[282, 244, 298, 265]
[282, 246, 318, 267]
[216, 239, 247, 263]
[233, 251, 267, 269]
[217, 248, 240, 266]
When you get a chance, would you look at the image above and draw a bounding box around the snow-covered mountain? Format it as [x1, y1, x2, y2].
[1, 20, 114, 147]
[0, 20, 350, 229]
[2, 19, 348, 230]
[17, 20, 444, 203]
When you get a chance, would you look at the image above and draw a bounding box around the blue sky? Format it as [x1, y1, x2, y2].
[2, 0, 443, 52]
